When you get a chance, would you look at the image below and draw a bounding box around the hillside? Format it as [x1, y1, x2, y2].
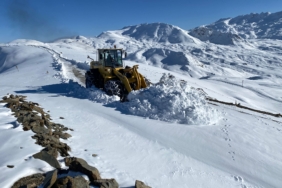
[0, 11, 282, 188]
[190, 11, 282, 42]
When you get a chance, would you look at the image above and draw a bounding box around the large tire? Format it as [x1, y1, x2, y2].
[104, 80, 123, 96]
[85, 69, 103, 89]
[85, 77, 93, 88]
[91, 69, 104, 89]
[85, 71, 93, 88]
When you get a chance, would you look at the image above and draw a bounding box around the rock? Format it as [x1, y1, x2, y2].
[135, 180, 151, 188]
[61, 133, 72, 139]
[92, 179, 119, 188]
[53, 176, 90, 188]
[64, 157, 101, 181]
[59, 117, 64, 119]
[41, 170, 58, 188]
[7, 165, 14, 168]
[92, 154, 98, 157]
[29, 121, 38, 127]
[33, 150, 61, 169]
[11, 173, 44, 188]
[33, 106, 44, 114]
[31, 124, 49, 134]
[72, 176, 90, 188]
[43, 146, 59, 158]
[20, 102, 33, 111]
[52, 131, 72, 139]
[23, 126, 31, 131]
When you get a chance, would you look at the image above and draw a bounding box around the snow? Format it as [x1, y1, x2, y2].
[123, 74, 222, 125]
[190, 11, 282, 41]
[0, 13, 282, 188]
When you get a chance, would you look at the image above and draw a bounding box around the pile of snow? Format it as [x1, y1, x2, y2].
[122, 74, 222, 125]
[60, 75, 221, 125]
[68, 80, 120, 104]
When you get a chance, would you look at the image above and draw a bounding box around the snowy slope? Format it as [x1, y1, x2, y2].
[189, 11, 282, 42]
[1, 11, 282, 188]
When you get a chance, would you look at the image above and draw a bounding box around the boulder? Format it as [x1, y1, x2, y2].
[43, 146, 59, 158]
[53, 176, 90, 188]
[53, 131, 72, 139]
[11, 173, 45, 188]
[64, 157, 101, 181]
[2, 96, 8, 100]
[135, 180, 151, 188]
[33, 150, 61, 169]
[92, 179, 119, 188]
[41, 170, 58, 188]
[31, 124, 49, 134]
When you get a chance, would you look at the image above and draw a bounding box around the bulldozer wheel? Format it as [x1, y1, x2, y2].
[104, 80, 123, 96]
[85, 71, 93, 88]
[85, 69, 104, 89]
[86, 77, 92, 88]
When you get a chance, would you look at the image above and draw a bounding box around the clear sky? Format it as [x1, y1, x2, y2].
[0, 0, 282, 43]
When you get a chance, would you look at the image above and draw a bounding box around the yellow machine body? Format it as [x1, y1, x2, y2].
[86, 48, 147, 98]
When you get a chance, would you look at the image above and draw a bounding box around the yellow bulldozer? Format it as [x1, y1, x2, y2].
[85, 47, 148, 101]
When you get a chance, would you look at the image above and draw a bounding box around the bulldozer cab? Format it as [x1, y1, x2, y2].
[98, 49, 123, 68]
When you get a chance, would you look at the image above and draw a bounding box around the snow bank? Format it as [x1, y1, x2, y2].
[0, 46, 51, 73]
[123, 74, 222, 125]
[65, 73, 221, 125]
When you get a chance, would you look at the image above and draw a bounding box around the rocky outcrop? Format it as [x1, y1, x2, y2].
[2, 94, 151, 188]
[41, 169, 58, 188]
[92, 179, 119, 188]
[33, 150, 61, 169]
[53, 176, 90, 188]
[65, 157, 101, 182]
[0, 94, 71, 160]
[11, 173, 45, 188]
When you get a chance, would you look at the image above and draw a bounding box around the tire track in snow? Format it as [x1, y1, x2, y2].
[28, 45, 87, 86]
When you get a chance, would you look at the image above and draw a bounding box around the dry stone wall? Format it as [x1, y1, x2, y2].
[1, 95, 150, 188]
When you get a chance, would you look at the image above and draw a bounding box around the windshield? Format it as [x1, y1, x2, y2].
[104, 50, 123, 67]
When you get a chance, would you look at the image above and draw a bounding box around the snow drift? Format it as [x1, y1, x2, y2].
[122, 74, 222, 125]
[66, 74, 221, 125]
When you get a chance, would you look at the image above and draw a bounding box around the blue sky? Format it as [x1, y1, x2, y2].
[0, 0, 282, 43]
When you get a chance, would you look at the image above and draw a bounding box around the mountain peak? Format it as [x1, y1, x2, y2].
[193, 10, 282, 40]
[121, 23, 195, 44]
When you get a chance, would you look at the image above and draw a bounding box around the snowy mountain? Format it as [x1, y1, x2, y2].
[189, 26, 245, 45]
[1, 11, 282, 188]
[121, 23, 196, 44]
[190, 11, 282, 42]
